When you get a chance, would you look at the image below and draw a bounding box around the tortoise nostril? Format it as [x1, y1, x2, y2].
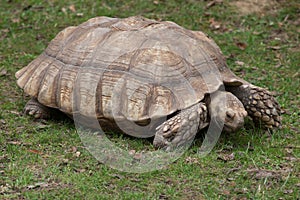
[226, 110, 235, 119]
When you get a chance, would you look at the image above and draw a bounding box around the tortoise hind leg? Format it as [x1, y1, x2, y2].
[227, 85, 282, 129]
[24, 98, 54, 119]
[153, 103, 208, 151]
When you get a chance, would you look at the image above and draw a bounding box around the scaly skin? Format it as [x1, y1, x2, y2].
[227, 84, 282, 129]
[24, 98, 53, 119]
[153, 102, 208, 151]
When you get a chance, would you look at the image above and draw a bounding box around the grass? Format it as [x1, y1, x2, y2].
[1, 0, 299, 199]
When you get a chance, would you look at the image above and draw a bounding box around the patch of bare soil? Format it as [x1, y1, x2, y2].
[229, 0, 279, 16]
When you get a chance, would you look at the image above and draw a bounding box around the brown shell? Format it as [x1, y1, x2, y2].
[16, 16, 242, 133]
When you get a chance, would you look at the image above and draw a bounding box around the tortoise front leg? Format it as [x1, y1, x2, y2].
[227, 85, 282, 129]
[24, 98, 54, 119]
[153, 103, 208, 151]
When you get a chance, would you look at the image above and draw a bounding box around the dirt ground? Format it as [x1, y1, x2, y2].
[230, 0, 279, 15]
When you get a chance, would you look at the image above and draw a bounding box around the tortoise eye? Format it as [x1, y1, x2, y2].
[226, 110, 235, 119]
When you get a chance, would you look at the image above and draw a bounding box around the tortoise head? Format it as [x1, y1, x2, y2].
[209, 91, 247, 133]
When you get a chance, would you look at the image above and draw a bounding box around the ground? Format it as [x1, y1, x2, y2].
[0, 0, 299, 199]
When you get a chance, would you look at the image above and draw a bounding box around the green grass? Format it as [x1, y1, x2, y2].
[1, 0, 299, 199]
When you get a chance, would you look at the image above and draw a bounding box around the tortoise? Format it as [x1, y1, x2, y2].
[15, 16, 282, 150]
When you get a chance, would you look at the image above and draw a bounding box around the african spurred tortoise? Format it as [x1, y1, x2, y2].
[16, 16, 282, 150]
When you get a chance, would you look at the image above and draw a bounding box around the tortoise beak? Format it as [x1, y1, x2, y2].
[223, 117, 244, 132]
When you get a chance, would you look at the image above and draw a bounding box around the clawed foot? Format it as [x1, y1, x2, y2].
[153, 103, 208, 151]
[24, 98, 52, 119]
